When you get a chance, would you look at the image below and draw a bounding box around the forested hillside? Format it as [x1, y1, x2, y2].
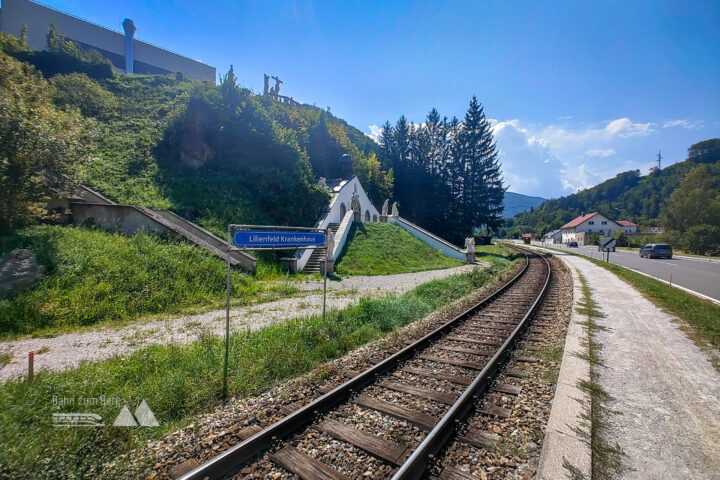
[502, 139, 720, 254]
[0, 31, 389, 237]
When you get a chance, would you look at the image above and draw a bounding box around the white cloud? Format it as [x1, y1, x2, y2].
[662, 119, 703, 129]
[585, 149, 616, 158]
[540, 118, 653, 155]
[604, 118, 653, 137]
[491, 120, 564, 197]
[366, 124, 382, 143]
[491, 117, 657, 197]
[561, 164, 602, 192]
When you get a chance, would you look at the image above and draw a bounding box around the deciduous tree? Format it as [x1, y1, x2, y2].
[0, 51, 93, 231]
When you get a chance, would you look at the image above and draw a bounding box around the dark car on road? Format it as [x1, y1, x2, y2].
[639, 243, 673, 259]
[567, 241, 578, 247]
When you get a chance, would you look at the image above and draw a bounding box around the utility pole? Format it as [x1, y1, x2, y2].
[657, 150, 662, 170]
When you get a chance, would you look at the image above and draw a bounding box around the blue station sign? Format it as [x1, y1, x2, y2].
[233, 230, 325, 249]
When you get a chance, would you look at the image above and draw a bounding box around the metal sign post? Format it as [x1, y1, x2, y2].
[600, 237, 616, 263]
[222, 225, 327, 399]
[322, 230, 328, 324]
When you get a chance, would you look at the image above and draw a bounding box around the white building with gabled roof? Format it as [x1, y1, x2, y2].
[560, 212, 622, 245]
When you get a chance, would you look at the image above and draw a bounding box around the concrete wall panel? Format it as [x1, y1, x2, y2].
[0, 0, 215, 81]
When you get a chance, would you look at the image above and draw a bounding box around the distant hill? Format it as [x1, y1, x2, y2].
[503, 192, 546, 218]
[502, 139, 720, 237]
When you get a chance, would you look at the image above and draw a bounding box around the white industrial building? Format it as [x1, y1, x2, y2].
[0, 0, 215, 81]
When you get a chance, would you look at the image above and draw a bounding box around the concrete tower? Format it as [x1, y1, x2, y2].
[122, 18, 136, 74]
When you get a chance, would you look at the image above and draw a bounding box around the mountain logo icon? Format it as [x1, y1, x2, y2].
[112, 400, 159, 427]
[135, 399, 160, 427]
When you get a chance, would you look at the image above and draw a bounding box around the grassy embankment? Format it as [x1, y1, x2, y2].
[335, 222, 463, 275]
[0, 225, 298, 338]
[0, 245, 521, 478]
[547, 247, 720, 348]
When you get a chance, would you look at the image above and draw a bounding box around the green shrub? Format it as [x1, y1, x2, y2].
[685, 225, 720, 255]
[51, 73, 118, 119]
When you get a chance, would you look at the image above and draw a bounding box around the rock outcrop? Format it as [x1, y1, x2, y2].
[0, 249, 44, 298]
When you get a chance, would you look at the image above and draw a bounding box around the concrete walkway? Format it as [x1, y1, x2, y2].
[536, 260, 591, 479]
[556, 253, 720, 479]
[0, 264, 478, 381]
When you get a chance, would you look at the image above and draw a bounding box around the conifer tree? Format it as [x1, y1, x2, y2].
[425, 108, 448, 177]
[379, 97, 504, 242]
[378, 121, 395, 171]
[455, 96, 504, 233]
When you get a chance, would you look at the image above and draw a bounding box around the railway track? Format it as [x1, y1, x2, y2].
[180, 246, 552, 480]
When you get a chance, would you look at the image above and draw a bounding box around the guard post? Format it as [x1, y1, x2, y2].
[222, 224, 327, 399]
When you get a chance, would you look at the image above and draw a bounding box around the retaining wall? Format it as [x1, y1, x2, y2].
[71, 203, 256, 270]
[387, 216, 467, 261]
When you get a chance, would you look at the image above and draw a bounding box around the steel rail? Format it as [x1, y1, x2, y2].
[179, 246, 536, 480]
[391, 246, 552, 479]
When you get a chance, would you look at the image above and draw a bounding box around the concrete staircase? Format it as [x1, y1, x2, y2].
[304, 223, 340, 273]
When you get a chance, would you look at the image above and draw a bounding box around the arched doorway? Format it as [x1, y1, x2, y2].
[365, 210, 370, 221]
[373, 214, 377, 222]
[340, 203, 346, 218]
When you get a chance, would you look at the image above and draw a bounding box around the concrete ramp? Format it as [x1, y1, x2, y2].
[137, 207, 256, 271]
[387, 216, 467, 261]
[69, 190, 256, 271]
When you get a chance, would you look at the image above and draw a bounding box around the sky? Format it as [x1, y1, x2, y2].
[26, 0, 720, 199]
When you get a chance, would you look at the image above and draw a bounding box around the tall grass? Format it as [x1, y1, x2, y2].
[0, 226, 270, 336]
[0, 260, 517, 478]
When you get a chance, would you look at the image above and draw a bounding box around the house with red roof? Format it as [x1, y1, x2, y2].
[560, 212, 622, 245]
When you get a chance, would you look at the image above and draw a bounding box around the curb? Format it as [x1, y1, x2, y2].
[535, 259, 592, 479]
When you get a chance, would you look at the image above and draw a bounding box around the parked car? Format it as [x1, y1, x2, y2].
[567, 241, 578, 247]
[639, 243, 673, 259]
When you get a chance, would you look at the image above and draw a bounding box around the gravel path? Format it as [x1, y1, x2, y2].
[560, 253, 720, 479]
[0, 264, 479, 381]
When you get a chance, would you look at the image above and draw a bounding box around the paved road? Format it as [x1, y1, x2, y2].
[535, 242, 720, 302]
